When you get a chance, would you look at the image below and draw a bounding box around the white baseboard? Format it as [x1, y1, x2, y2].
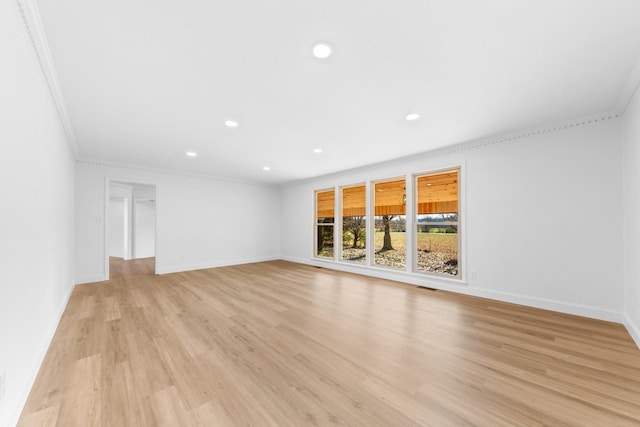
[4, 259, 637, 427]
[74, 256, 639, 348]
[461, 287, 624, 324]
[2, 281, 75, 427]
[280, 256, 624, 324]
[156, 256, 281, 275]
[624, 313, 640, 350]
[74, 256, 282, 283]
[75, 274, 108, 285]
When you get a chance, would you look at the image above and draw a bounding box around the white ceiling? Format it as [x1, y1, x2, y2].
[36, 0, 640, 184]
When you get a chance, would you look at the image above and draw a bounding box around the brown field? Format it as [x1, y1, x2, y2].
[369, 232, 457, 252]
[339, 232, 458, 275]
[342, 232, 458, 254]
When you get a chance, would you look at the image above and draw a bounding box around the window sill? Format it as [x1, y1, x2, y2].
[309, 257, 468, 289]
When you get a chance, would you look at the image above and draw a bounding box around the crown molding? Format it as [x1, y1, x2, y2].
[283, 110, 622, 187]
[76, 159, 278, 188]
[14, 0, 79, 157]
[81, 110, 621, 189]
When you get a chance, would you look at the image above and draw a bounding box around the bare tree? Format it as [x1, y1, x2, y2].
[343, 216, 366, 248]
[381, 215, 395, 251]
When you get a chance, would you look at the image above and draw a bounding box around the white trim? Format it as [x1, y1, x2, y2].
[289, 256, 467, 288]
[365, 180, 373, 266]
[370, 175, 409, 272]
[624, 313, 640, 350]
[282, 111, 622, 188]
[412, 165, 465, 281]
[315, 164, 465, 282]
[154, 185, 161, 272]
[338, 182, 367, 264]
[75, 274, 108, 285]
[313, 187, 336, 260]
[104, 178, 110, 278]
[405, 172, 415, 273]
[336, 186, 343, 262]
[105, 177, 159, 279]
[461, 288, 623, 324]
[78, 159, 277, 188]
[13, 0, 78, 157]
[156, 256, 280, 275]
[2, 281, 74, 427]
[280, 256, 624, 324]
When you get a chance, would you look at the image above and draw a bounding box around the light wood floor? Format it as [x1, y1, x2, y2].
[108, 257, 155, 279]
[18, 260, 640, 426]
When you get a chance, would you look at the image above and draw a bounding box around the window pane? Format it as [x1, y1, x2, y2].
[342, 185, 366, 263]
[416, 171, 459, 276]
[374, 179, 406, 269]
[316, 189, 335, 258]
[316, 225, 334, 258]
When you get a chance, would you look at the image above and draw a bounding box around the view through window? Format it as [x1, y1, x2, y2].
[416, 170, 459, 276]
[374, 179, 406, 269]
[314, 168, 461, 279]
[316, 189, 335, 259]
[341, 184, 366, 264]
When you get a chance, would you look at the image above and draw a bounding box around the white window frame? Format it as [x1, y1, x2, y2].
[338, 183, 368, 265]
[413, 166, 463, 280]
[370, 176, 408, 272]
[314, 188, 336, 260]
[311, 163, 466, 285]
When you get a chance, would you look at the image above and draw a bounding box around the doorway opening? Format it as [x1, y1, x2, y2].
[106, 180, 157, 279]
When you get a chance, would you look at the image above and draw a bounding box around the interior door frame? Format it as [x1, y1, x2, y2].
[104, 177, 159, 279]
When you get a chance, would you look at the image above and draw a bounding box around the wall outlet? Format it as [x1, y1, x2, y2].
[470, 271, 478, 280]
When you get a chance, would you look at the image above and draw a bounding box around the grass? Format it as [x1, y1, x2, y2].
[417, 232, 458, 254]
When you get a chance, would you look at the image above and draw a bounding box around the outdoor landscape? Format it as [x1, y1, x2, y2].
[318, 215, 459, 276]
[342, 232, 458, 276]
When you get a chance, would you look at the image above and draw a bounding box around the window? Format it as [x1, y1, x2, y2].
[315, 189, 335, 259]
[313, 166, 462, 280]
[415, 170, 459, 276]
[341, 184, 366, 264]
[374, 179, 406, 269]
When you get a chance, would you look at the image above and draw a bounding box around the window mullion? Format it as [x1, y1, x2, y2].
[405, 173, 414, 272]
[335, 186, 342, 262]
[366, 180, 373, 266]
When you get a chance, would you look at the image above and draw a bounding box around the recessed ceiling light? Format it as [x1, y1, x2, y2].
[406, 113, 421, 121]
[313, 148, 323, 153]
[312, 42, 332, 59]
[225, 120, 238, 128]
[186, 151, 197, 157]
[263, 166, 271, 171]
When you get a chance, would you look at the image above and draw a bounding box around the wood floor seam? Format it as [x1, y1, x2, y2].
[17, 258, 640, 426]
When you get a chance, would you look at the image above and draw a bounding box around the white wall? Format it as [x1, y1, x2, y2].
[75, 162, 281, 282]
[623, 85, 640, 348]
[134, 199, 156, 258]
[109, 199, 125, 258]
[0, 1, 75, 425]
[281, 117, 624, 322]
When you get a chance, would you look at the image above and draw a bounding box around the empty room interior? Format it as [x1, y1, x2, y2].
[4, 0, 640, 425]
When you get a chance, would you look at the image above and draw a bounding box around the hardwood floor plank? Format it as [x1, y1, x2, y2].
[18, 259, 640, 426]
[17, 405, 60, 427]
